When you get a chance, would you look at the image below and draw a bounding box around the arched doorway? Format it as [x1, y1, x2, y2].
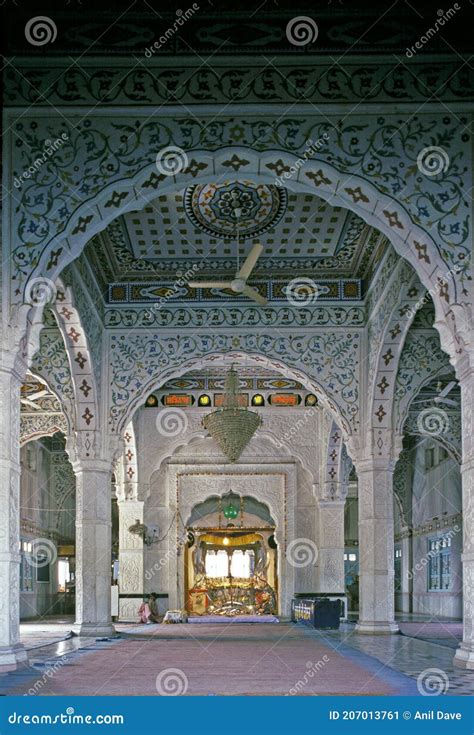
[186, 494, 278, 619]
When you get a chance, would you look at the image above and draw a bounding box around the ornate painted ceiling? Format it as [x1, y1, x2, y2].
[83, 184, 387, 306]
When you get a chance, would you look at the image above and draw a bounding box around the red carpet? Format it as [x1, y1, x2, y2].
[9, 624, 397, 696]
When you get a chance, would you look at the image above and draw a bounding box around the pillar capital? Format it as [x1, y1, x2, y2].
[318, 498, 346, 509]
[71, 456, 114, 475]
[353, 456, 397, 474]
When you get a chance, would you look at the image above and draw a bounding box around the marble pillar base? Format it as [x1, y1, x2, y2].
[453, 643, 474, 670]
[355, 621, 399, 635]
[72, 622, 116, 638]
[0, 643, 28, 670]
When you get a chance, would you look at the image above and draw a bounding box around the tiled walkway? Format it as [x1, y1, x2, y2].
[0, 617, 471, 696]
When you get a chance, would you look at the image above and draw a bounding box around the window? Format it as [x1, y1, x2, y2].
[20, 540, 33, 593]
[438, 447, 448, 462]
[425, 447, 435, 469]
[394, 547, 402, 591]
[36, 560, 50, 583]
[57, 559, 71, 592]
[205, 550, 228, 578]
[205, 549, 255, 579]
[230, 550, 254, 578]
[428, 535, 452, 591]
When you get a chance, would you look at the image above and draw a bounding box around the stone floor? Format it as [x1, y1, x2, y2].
[0, 615, 472, 696]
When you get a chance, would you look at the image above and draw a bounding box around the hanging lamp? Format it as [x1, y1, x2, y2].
[202, 366, 262, 462]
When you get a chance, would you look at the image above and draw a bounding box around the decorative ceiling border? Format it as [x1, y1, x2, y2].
[103, 304, 366, 329]
[5, 60, 472, 106]
[107, 278, 362, 304]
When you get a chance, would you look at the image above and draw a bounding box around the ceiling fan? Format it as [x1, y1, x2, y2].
[188, 208, 268, 306]
[411, 380, 459, 408]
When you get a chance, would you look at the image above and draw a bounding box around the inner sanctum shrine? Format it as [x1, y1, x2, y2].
[0, 0, 473, 700]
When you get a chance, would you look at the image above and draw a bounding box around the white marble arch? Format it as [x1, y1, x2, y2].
[11, 144, 468, 361]
[114, 350, 355, 451]
[166, 461, 297, 618]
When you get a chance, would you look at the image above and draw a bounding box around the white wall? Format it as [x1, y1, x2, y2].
[410, 440, 462, 618]
[19, 441, 76, 619]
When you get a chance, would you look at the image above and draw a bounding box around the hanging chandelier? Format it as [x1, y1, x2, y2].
[202, 366, 262, 462]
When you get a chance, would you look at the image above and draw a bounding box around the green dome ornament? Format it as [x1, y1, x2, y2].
[223, 503, 239, 520]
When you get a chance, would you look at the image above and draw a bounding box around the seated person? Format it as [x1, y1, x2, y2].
[138, 596, 152, 624]
[148, 593, 160, 623]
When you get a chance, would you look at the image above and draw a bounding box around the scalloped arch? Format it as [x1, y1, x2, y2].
[114, 351, 352, 446]
[16, 147, 460, 354]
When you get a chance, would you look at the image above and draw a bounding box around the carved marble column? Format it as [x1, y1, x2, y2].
[73, 459, 115, 636]
[117, 501, 145, 621]
[317, 500, 345, 594]
[0, 363, 28, 668]
[454, 361, 474, 668]
[355, 459, 399, 634]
